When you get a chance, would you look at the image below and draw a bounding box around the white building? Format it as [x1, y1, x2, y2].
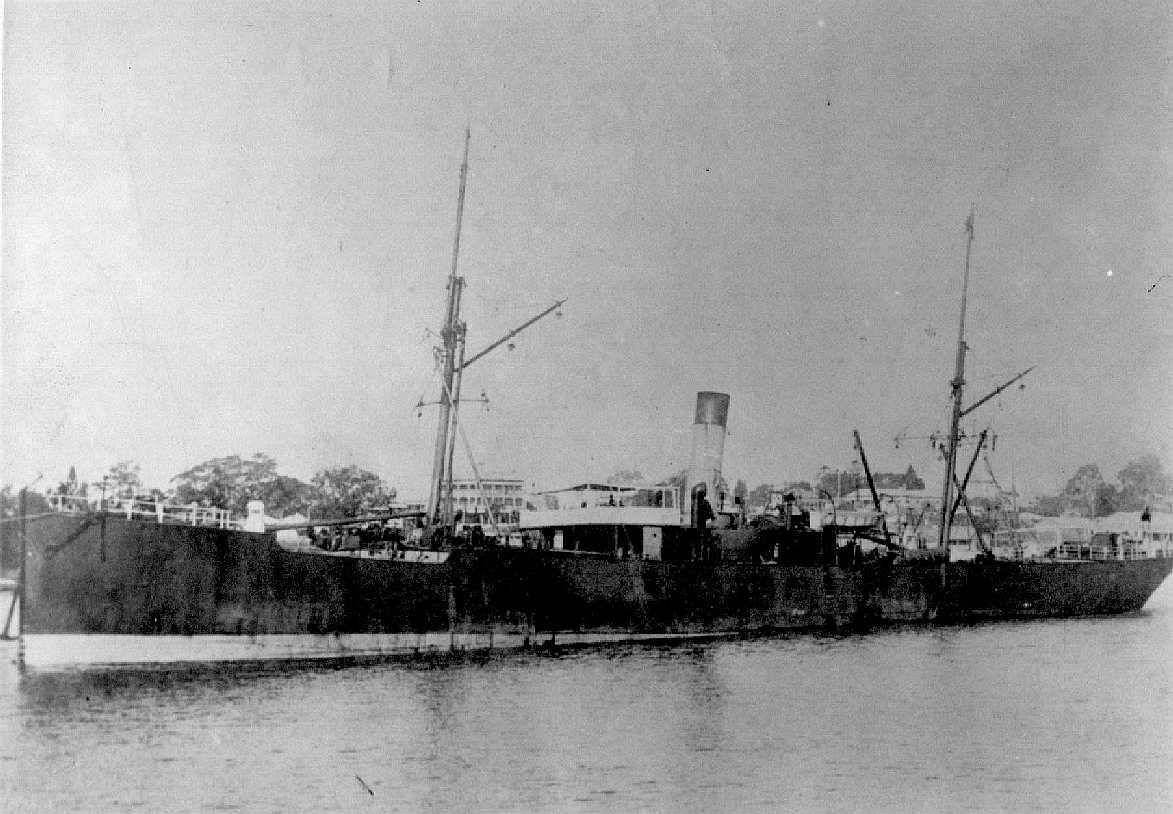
[448, 477, 529, 523]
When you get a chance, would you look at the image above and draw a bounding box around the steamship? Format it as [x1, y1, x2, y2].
[6, 142, 1171, 670]
[10, 387, 1173, 670]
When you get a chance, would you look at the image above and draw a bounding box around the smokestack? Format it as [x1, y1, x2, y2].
[686, 392, 730, 523]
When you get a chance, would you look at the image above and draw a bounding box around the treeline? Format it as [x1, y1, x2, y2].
[1030, 454, 1169, 518]
[27, 454, 397, 520]
[745, 466, 925, 508]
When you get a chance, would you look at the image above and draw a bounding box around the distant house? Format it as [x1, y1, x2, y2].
[840, 487, 942, 514]
[448, 477, 528, 524]
[872, 466, 925, 491]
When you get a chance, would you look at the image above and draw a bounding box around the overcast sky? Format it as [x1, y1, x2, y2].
[3, 0, 1170, 500]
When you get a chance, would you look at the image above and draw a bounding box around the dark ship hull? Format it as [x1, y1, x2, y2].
[15, 513, 1172, 668]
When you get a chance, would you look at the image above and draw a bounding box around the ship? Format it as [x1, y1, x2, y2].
[5, 143, 1171, 670]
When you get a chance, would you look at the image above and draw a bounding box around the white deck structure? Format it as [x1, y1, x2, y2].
[521, 483, 682, 529]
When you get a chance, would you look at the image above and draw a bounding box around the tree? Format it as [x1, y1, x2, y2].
[259, 475, 316, 518]
[1117, 455, 1170, 511]
[1093, 483, 1121, 518]
[310, 466, 395, 519]
[171, 454, 280, 515]
[1061, 464, 1107, 517]
[93, 461, 142, 499]
[1032, 454, 1169, 518]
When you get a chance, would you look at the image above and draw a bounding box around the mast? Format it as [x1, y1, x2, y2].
[442, 327, 467, 528]
[426, 126, 471, 526]
[938, 211, 975, 547]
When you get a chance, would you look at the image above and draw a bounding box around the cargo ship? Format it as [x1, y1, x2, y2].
[5, 144, 1170, 670]
[9, 386, 1172, 669]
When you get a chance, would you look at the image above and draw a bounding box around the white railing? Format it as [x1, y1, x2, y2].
[989, 526, 1169, 561]
[519, 505, 682, 530]
[47, 493, 234, 529]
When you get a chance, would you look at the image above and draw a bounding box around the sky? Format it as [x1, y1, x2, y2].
[3, 0, 1170, 501]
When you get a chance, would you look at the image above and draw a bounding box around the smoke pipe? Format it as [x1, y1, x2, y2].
[686, 391, 730, 524]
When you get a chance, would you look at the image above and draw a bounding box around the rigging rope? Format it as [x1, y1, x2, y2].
[433, 358, 502, 540]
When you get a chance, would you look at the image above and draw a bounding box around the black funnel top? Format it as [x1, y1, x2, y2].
[694, 392, 730, 427]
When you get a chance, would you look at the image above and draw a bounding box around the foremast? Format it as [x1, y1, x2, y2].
[938, 211, 975, 547]
[426, 127, 471, 527]
[423, 129, 565, 533]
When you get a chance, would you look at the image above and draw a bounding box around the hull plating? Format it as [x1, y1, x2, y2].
[16, 514, 1173, 667]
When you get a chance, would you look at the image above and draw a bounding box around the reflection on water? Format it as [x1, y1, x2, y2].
[3, 608, 1173, 812]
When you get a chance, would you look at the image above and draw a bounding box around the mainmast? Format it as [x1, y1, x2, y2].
[426, 127, 471, 526]
[938, 211, 976, 547]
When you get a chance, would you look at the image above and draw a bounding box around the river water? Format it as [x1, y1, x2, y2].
[2, 581, 1172, 813]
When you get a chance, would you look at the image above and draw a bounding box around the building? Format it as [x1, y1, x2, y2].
[839, 487, 942, 515]
[449, 477, 528, 525]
